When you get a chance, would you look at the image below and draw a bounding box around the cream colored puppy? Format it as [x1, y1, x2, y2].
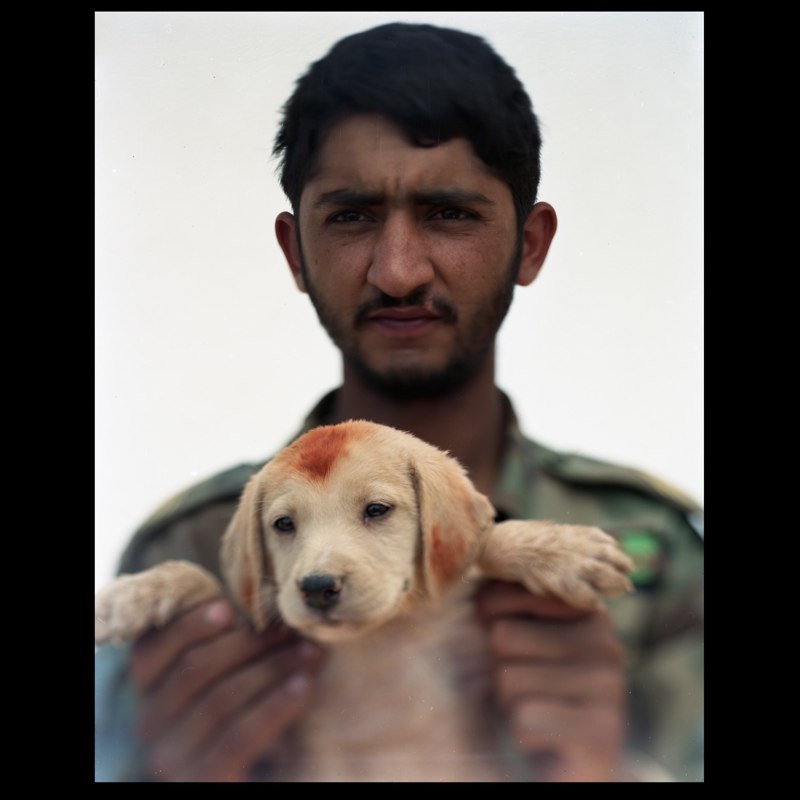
[96, 421, 634, 781]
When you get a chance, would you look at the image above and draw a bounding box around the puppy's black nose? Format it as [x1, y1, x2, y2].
[300, 573, 341, 610]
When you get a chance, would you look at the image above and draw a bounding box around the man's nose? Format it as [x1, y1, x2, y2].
[366, 214, 435, 298]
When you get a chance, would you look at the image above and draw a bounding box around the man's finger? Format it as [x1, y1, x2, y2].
[475, 580, 592, 622]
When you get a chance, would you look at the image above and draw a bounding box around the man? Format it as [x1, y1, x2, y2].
[95, 22, 703, 782]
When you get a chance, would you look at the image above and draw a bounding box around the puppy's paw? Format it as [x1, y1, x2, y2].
[485, 521, 635, 611]
[95, 560, 223, 644]
[526, 523, 634, 610]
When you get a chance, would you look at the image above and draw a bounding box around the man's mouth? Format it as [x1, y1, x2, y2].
[365, 307, 444, 335]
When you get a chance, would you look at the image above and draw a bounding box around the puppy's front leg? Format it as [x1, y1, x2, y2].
[477, 521, 634, 610]
[95, 560, 224, 644]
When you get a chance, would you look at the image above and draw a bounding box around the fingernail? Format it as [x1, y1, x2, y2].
[285, 673, 311, 696]
[205, 601, 232, 626]
[296, 640, 323, 663]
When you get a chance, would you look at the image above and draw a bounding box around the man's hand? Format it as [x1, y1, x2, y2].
[476, 580, 628, 782]
[130, 599, 327, 781]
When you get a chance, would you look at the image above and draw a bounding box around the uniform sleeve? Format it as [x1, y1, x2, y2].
[519, 443, 704, 782]
[94, 500, 240, 782]
[618, 508, 704, 781]
[95, 643, 150, 782]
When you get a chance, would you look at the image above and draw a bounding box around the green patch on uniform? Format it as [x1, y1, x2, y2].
[617, 529, 668, 588]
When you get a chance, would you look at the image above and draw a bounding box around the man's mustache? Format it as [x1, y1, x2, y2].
[354, 290, 458, 326]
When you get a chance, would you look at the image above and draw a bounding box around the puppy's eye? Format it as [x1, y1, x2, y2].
[273, 516, 295, 534]
[364, 502, 391, 519]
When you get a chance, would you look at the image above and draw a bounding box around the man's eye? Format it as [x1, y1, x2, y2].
[274, 516, 295, 533]
[433, 207, 471, 221]
[364, 502, 391, 519]
[330, 210, 367, 223]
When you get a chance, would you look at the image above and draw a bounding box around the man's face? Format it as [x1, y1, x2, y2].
[287, 114, 525, 399]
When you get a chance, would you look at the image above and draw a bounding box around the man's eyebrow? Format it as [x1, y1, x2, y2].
[313, 189, 382, 208]
[312, 188, 495, 208]
[411, 189, 495, 207]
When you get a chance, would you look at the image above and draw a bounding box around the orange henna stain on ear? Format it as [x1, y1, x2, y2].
[288, 424, 363, 482]
[429, 524, 467, 586]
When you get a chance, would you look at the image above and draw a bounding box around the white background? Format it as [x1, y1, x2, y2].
[95, 11, 704, 593]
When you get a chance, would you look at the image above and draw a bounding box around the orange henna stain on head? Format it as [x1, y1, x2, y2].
[287, 424, 366, 482]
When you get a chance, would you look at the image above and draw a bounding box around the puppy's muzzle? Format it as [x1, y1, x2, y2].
[300, 572, 342, 610]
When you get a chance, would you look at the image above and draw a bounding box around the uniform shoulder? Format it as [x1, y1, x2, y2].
[112, 397, 337, 578]
[522, 439, 704, 589]
[142, 461, 265, 533]
[530, 440, 702, 520]
[117, 461, 265, 571]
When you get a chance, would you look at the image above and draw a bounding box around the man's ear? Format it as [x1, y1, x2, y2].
[275, 211, 307, 293]
[516, 201, 558, 287]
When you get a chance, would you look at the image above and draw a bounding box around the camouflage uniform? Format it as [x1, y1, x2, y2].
[95, 390, 704, 782]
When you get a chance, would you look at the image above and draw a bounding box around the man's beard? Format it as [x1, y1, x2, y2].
[297, 234, 522, 401]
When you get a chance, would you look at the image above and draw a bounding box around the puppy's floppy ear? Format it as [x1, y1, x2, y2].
[409, 443, 496, 601]
[221, 472, 273, 630]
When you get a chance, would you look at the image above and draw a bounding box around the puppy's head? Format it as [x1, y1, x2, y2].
[221, 421, 495, 643]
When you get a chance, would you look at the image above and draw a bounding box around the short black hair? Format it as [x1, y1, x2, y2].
[273, 22, 542, 224]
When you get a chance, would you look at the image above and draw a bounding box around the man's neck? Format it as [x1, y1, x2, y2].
[328, 358, 506, 497]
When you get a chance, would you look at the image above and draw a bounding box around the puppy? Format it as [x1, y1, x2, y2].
[96, 421, 634, 781]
